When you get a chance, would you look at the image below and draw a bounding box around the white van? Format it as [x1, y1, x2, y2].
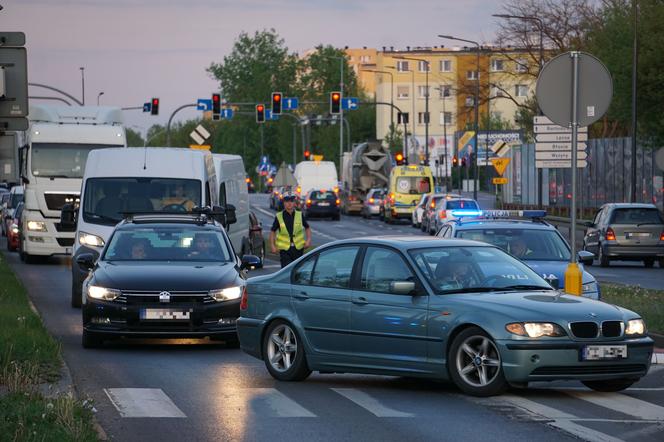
[294, 160, 338, 196]
[67, 147, 218, 307]
[212, 154, 249, 255]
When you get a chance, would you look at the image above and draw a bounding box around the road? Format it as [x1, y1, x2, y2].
[1, 195, 663, 442]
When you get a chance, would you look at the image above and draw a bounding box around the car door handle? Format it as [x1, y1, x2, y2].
[352, 297, 368, 305]
[293, 292, 309, 300]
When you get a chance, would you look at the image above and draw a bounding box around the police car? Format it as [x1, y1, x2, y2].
[436, 210, 600, 299]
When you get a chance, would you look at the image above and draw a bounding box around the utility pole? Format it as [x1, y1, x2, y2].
[79, 67, 85, 105]
[630, 0, 638, 202]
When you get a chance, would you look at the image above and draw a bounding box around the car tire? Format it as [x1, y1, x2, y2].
[599, 244, 610, 267]
[644, 259, 654, 268]
[448, 326, 507, 397]
[22, 252, 37, 264]
[71, 280, 82, 308]
[82, 330, 103, 349]
[582, 378, 637, 392]
[262, 320, 311, 382]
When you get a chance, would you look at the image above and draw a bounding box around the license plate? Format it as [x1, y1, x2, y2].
[581, 345, 627, 361]
[140, 308, 191, 320]
[318, 202, 330, 206]
[626, 232, 650, 238]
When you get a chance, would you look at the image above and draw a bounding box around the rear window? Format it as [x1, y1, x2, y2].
[371, 190, 385, 199]
[396, 176, 432, 194]
[610, 208, 663, 225]
[311, 191, 336, 200]
[447, 200, 478, 210]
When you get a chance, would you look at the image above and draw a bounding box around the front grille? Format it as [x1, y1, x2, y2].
[54, 222, 76, 233]
[44, 193, 79, 211]
[602, 321, 623, 338]
[531, 364, 646, 376]
[570, 322, 599, 338]
[56, 238, 74, 247]
[116, 290, 213, 305]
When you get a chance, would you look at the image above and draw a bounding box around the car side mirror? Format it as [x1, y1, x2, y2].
[60, 203, 77, 230]
[76, 253, 96, 271]
[240, 254, 262, 270]
[225, 204, 237, 226]
[390, 281, 416, 295]
[578, 250, 594, 265]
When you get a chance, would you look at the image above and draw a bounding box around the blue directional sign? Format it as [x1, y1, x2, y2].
[265, 110, 280, 121]
[341, 97, 359, 111]
[220, 108, 234, 119]
[143, 102, 151, 112]
[197, 99, 213, 111]
[283, 97, 299, 110]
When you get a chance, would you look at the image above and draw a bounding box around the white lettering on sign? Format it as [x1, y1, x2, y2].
[587, 106, 595, 117]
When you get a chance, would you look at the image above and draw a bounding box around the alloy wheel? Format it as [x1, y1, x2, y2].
[455, 335, 501, 387]
[267, 324, 298, 373]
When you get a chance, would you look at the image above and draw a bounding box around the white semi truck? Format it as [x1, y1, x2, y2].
[18, 105, 126, 262]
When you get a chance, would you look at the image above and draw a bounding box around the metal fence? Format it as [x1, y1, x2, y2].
[503, 137, 664, 212]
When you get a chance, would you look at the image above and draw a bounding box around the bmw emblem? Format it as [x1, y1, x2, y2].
[159, 291, 171, 303]
[588, 312, 597, 318]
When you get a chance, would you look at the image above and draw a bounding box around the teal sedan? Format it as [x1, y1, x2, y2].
[237, 237, 653, 396]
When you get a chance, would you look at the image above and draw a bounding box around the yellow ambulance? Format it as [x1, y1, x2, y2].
[382, 165, 434, 223]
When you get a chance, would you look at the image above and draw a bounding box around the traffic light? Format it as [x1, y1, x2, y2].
[330, 91, 341, 114]
[256, 104, 265, 123]
[271, 92, 282, 115]
[395, 152, 406, 166]
[452, 156, 458, 166]
[304, 149, 311, 159]
[212, 93, 221, 114]
[150, 98, 159, 115]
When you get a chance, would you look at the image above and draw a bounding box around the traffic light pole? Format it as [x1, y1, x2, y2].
[166, 103, 197, 147]
[360, 101, 409, 159]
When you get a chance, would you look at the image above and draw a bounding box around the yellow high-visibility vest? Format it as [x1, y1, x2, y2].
[275, 210, 305, 250]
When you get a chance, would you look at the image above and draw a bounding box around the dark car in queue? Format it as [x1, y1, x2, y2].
[303, 190, 341, 221]
[583, 203, 664, 268]
[361, 188, 385, 218]
[238, 237, 653, 397]
[7, 201, 24, 252]
[241, 211, 265, 265]
[78, 213, 260, 348]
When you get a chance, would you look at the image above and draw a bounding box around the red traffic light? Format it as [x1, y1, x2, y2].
[304, 149, 311, 158]
[150, 98, 159, 115]
[212, 94, 220, 102]
[271, 92, 282, 115]
[257, 104, 264, 111]
[330, 91, 341, 114]
[256, 104, 265, 123]
[274, 95, 281, 101]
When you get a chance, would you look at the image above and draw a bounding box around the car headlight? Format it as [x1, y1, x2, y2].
[582, 281, 599, 293]
[87, 285, 121, 301]
[209, 286, 243, 302]
[506, 322, 566, 338]
[79, 231, 105, 247]
[27, 221, 47, 232]
[625, 319, 646, 336]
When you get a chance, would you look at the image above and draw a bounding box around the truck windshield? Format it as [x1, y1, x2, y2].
[82, 178, 202, 225]
[31, 143, 121, 179]
[396, 176, 432, 195]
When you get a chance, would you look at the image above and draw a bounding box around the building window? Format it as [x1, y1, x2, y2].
[515, 84, 529, 97]
[397, 86, 410, 99]
[360, 55, 371, 64]
[397, 112, 409, 124]
[465, 96, 476, 107]
[491, 59, 505, 72]
[417, 112, 430, 124]
[439, 85, 452, 98]
[418, 60, 430, 72]
[396, 60, 409, 72]
[515, 58, 528, 73]
[439, 59, 452, 72]
[490, 85, 505, 98]
[466, 70, 479, 80]
[417, 85, 430, 98]
[439, 111, 452, 125]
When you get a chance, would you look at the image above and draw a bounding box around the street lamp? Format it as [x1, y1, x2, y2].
[386, 65, 414, 160]
[362, 67, 394, 127]
[320, 54, 345, 170]
[395, 56, 430, 164]
[79, 67, 85, 105]
[97, 91, 104, 106]
[438, 35, 480, 200]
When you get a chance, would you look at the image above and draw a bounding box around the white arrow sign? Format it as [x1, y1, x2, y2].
[536, 150, 588, 161]
[536, 142, 587, 151]
[190, 124, 211, 145]
[536, 132, 588, 142]
[536, 159, 587, 169]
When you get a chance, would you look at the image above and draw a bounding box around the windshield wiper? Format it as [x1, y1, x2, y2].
[39, 174, 75, 179]
[439, 287, 504, 294]
[499, 284, 553, 291]
[85, 213, 121, 224]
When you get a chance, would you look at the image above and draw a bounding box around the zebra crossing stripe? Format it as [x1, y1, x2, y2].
[104, 388, 186, 418]
[566, 391, 664, 421]
[331, 388, 413, 417]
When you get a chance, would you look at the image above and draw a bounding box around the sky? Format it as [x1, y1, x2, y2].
[2, 0, 501, 135]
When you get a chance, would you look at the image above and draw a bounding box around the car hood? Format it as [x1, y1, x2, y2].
[92, 261, 242, 291]
[525, 260, 594, 285]
[440, 290, 626, 322]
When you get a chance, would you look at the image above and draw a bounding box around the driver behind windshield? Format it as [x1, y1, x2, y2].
[435, 257, 480, 289]
[161, 183, 196, 211]
[509, 237, 532, 259]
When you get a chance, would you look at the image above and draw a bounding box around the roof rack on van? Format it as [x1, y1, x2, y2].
[122, 208, 213, 226]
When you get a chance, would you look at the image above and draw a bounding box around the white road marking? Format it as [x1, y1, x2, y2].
[331, 388, 414, 417]
[104, 388, 186, 418]
[220, 388, 316, 418]
[501, 395, 623, 442]
[566, 391, 664, 421]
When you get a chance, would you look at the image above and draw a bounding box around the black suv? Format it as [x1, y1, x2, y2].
[78, 212, 260, 348]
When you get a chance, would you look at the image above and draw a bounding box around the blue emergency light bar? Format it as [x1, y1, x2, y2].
[482, 210, 547, 219]
[450, 210, 483, 217]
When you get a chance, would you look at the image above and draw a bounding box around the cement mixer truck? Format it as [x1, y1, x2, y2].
[340, 141, 392, 215]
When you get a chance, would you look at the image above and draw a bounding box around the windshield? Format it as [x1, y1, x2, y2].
[410, 246, 552, 295]
[456, 228, 570, 261]
[103, 227, 232, 262]
[396, 176, 432, 195]
[83, 178, 202, 225]
[31, 143, 121, 179]
[9, 193, 23, 208]
[610, 208, 663, 224]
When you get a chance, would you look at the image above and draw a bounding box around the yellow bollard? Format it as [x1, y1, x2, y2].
[564, 262, 583, 295]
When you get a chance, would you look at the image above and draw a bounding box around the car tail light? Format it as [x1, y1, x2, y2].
[296, 186, 301, 194]
[439, 210, 446, 219]
[660, 230, 664, 241]
[369, 198, 375, 204]
[333, 186, 339, 194]
[306, 199, 312, 207]
[606, 227, 616, 241]
[335, 199, 340, 205]
[240, 286, 248, 310]
[430, 201, 435, 208]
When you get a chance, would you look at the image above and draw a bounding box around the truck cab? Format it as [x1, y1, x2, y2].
[19, 105, 126, 262]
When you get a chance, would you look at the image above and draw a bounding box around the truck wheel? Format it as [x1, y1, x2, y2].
[644, 259, 654, 268]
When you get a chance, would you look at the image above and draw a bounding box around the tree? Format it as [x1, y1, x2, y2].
[383, 123, 403, 153]
[126, 128, 145, 147]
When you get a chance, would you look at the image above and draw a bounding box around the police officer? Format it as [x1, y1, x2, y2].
[269, 191, 312, 267]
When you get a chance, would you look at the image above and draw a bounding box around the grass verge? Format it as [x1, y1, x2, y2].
[601, 284, 664, 334]
[0, 252, 99, 441]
